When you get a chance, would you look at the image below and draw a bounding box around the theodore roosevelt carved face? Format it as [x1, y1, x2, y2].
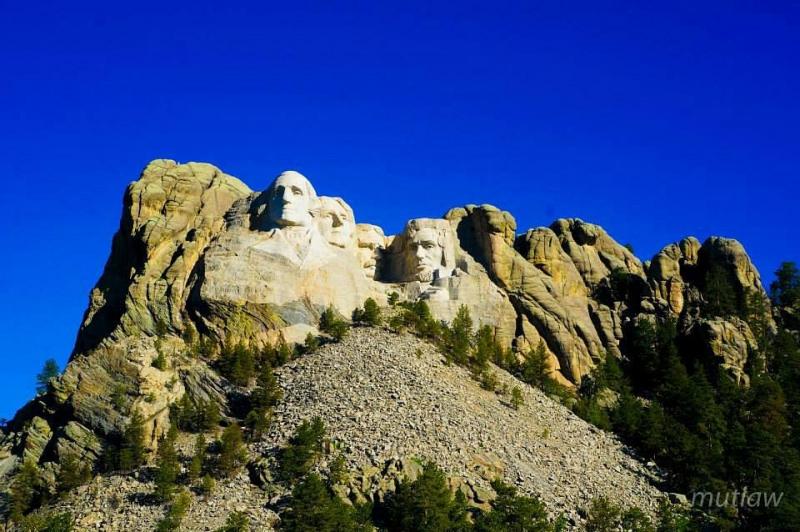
[356, 223, 385, 279]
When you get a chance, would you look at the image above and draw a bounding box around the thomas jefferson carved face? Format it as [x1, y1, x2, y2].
[318, 197, 355, 248]
[267, 171, 316, 227]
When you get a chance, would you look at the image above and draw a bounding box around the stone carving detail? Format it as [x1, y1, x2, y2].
[356, 223, 386, 279]
[61, 160, 776, 392]
[317, 196, 356, 249]
[386, 218, 457, 283]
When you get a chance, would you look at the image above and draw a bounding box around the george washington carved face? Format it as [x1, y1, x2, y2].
[267, 171, 317, 228]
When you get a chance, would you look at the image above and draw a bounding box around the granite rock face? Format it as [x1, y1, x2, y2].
[66, 163, 771, 390]
[74, 159, 252, 353]
[0, 160, 771, 489]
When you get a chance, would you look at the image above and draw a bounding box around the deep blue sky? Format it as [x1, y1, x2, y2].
[1, 1, 798, 418]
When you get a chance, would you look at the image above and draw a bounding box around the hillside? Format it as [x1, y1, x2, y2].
[26, 328, 665, 530]
[2, 160, 798, 530]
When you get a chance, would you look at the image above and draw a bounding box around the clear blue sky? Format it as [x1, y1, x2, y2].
[1, 1, 798, 418]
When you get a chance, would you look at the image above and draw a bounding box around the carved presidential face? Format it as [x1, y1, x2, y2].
[267, 171, 316, 227]
[399, 219, 456, 283]
[318, 197, 355, 248]
[356, 224, 385, 278]
[411, 227, 445, 282]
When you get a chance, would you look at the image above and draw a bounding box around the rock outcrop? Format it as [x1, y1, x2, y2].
[0, 160, 771, 513]
[74, 160, 252, 353]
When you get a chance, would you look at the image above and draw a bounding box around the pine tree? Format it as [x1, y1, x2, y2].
[520, 342, 549, 388]
[362, 298, 381, 326]
[215, 511, 250, 532]
[154, 424, 180, 502]
[770, 261, 800, 308]
[220, 342, 256, 386]
[473, 480, 551, 532]
[246, 365, 282, 440]
[119, 409, 146, 471]
[10, 460, 41, 522]
[250, 365, 282, 410]
[155, 489, 191, 532]
[56, 453, 91, 496]
[36, 358, 60, 394]
[585, 496, 622, 532]
[281, 473, 362, 532]
[319, 306, 338, 333]
[703, 264, 738, 317]
[449, 305, 473, 365]
[278, 417, 326, 481]
[152, 349, 168, 370]
[189, 434, 206, 481]
[383, 462, 468, 531]
[217, 423, 247, 477]
[198, 400, 221, 431]
[510, 386, 524, 410]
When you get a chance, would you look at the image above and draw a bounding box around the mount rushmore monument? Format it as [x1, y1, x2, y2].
[73, 160, 765, 388]
[0, 159, 767, 475]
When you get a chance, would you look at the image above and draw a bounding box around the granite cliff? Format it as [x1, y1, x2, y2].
[0, 160, 772, 528]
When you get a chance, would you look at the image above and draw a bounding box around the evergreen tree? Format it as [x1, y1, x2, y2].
[188, 434, 206, 481]
[702, 264, 738, 317]
[245, 364, 283, 439]
[770, 261, 800, 308]
[152, 349, 168, 370]
[154, 424, 180, 502]
[217, 423, 247, 477]
[382, 462, 470, 532]
[36, 358, 60, 394]
[510, 386, 524, 410]
[473, 480, 552, 532]
[216, 511, 250, 532]
[219, 342, 256, 386]
[520, 342, 549, 388]
[474, 325, 510, 370]
[278, 417, 326, 481]
[198, 400, 221, 431]
[302, 332, 320, 354]
[623, 319, 659, 394]
[585, 496, 622, 532]
[362, 298, 381, 326]
[119, 409, 146, 471]
[56, 453, 91, 496]
[319, 305, 337, 332]
[10, 460, 41, 522]
[280, 473, 364, 532]
[448, 305, 473, 365]
[155, 489, 191, 532]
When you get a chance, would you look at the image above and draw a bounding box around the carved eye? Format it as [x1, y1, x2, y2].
[292, 186, 303, 196]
